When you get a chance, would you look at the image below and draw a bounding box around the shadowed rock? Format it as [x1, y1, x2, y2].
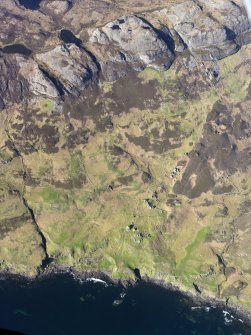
[0, 55, 30, 109]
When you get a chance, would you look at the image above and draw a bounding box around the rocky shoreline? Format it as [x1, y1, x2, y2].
[1, 266, 251, 326]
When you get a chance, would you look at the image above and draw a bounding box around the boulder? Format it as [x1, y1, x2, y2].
[36, 44, 98, 95]
[90, 15, 175, 81]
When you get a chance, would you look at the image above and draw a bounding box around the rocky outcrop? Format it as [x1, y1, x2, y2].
[17, 56, 59, 99]
[0, 55, 29, 110]
[165, 0, 239, 61]
[44, 0, 71, 15]
[0, 43, 99, 107]
[88, 1, 251, 77]
[0, 53, 60, 110]
[162, 0, 251, 61]
[199, 0, 250, 35]
[90, 15, 175, 81]
[36, 44, 99, 95]
[199, 0, 251, 45]
[0, 0, 250, 104]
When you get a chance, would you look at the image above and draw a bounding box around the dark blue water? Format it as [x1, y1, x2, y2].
[0, 274, 250, 335]
[59, 30, 82, 46]
[1, 44, 32, 56]
[18, 0, 42, 10]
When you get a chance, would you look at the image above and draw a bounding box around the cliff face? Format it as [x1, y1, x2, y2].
[0, 0, 251, 311]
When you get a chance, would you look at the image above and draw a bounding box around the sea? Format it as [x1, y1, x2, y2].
[0, 273, 250, 335]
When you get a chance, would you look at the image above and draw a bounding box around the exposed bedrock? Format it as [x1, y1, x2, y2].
[0, 42, 99, 106]
[35, 43, 99, 95]
[89, 15, 175, 81]
[0, 55, 30, 110]
[199, 0, 251, 47]
[0, 53, 62, 110]
[0, 0, 251, 104]
[198, 0, 250, 36]
[163, 0, 250, 61]
[88, 1, 251, 79]
[43, 0, 72, 15]
[17, 56, 60, 99]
